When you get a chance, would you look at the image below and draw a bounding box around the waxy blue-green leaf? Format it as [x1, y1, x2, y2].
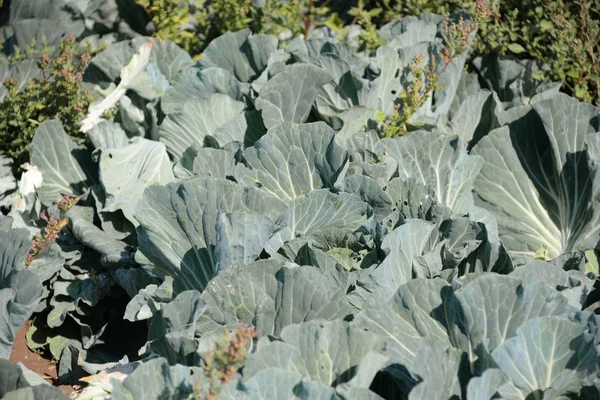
[147, 290, 205, 365]
[379, 17, 438, 48]
[313, 53, 371, 125]
[161, 67, 244, 115]
[110, 357, 203, 400]
[509, 259, 596, 309]
[66, 206, 134, 268]
[90, 184, 136, 242]
[0, 358, 68, 399]
[158, 94, 246, 170]
[383, 132, 484, 215]
[337, 175, 392, 221]
[99, 137, 175, 225]
[455, 274, 577, 352]
[472, 94, 600, 261]
[255, 64, 333, 129]
[84, 37, 194, 88]
[26, 242, 63, 284]
[192, 148, 236, 179]
[124, 278, 174, 322]
[0, 229, 43, 359]
[439, 217, 486, 269]
[29, 120, 97, 204]
[87, 121, 130, 151]
[199, 260, 354, 338]
[384, 178, 437, 220]
[449, 89, 493, 144]
[4, 1, 79, 54]
[199, 29, 278, 83]
[466, 369, 506, 400]
[220, 368, 340, 400]
[472, 56, 561, 107]
[266, 190, 371, 253]
[135, 177, 287, 294]
[407, 338, 467, 400]
[0, 58, 41, 102]
[243, 320, 386, 388]
[491, 316, 600, 399]
[369, 220, 436, 298]
[353, 280, 452, 371]
[214, 212, 278, 271]
[430, 50, 470, 119]
[235, 122, 349, 201]
[366, 45, 403, 115]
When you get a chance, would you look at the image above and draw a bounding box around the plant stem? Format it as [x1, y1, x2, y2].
[304, 0, 314, 39]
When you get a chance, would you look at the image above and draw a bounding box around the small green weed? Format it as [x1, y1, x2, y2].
[0, 35, 94, 168]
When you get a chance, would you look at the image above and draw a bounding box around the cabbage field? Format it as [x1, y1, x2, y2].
[0, 1, 599, 399]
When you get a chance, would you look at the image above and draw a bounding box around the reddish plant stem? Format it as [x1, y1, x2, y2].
[303, 0, 313, 40]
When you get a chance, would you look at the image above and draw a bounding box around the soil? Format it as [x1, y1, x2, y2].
[9, 320, 77, 397]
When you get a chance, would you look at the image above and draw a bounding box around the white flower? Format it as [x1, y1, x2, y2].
[18, 163, 43, 196]
[13, 163, 43, 212]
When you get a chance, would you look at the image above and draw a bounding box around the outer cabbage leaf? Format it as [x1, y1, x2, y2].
[243, 320, 386, 389]
[134, 177, 287, 294]
[311, 50, 371, 126]
[87, 121, 130, 151]
[353, 278, 453, 371]
[84, 37, 193, 88]
[81, 42, 155, 133]
[198, 29, 277, 83]
[220, 368, 340, 400]
[198, 260, 354, 338]
[158, 94, 246, 170]
[466, 369, 507, 400]
[0, 59, 41, 102]
[146, 290, 205, 365]
[255, 64, 333, 129]
[192, 148, 236, 179]
[384, 178, 438, 221]
[473, 56, 561, 107]
[110, 358, 203, 400]
[66, 206, 135, 268]
[29, 120, 97, 204]
[368, 220, 437, 298]
[455, 275, 577, 352]
[161, 67, 244, 115]
[379, 17, 438, 48]
[509, 258, 596, 308]
[265, 190, 371, 253]
[449, 89, 493, 145]
[0, 229, 43, 358]
[98, 137, 175, 225]
[407, 338, 468, 400]
[383, 132, 484, 214]
[3, 0, 85, 54]
[366, 45, 403, 115]
[235, 122, 349, 201]
[492, 316, 600, 399]
[355, 260, 594, 395]
[337, 175, 392, 221]
[344, 131, 398, 186]
[472, 94, 600, 261]
[0, 358, 68, 399]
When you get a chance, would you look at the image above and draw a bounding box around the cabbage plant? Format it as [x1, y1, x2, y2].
[0, 5, 598, 400]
